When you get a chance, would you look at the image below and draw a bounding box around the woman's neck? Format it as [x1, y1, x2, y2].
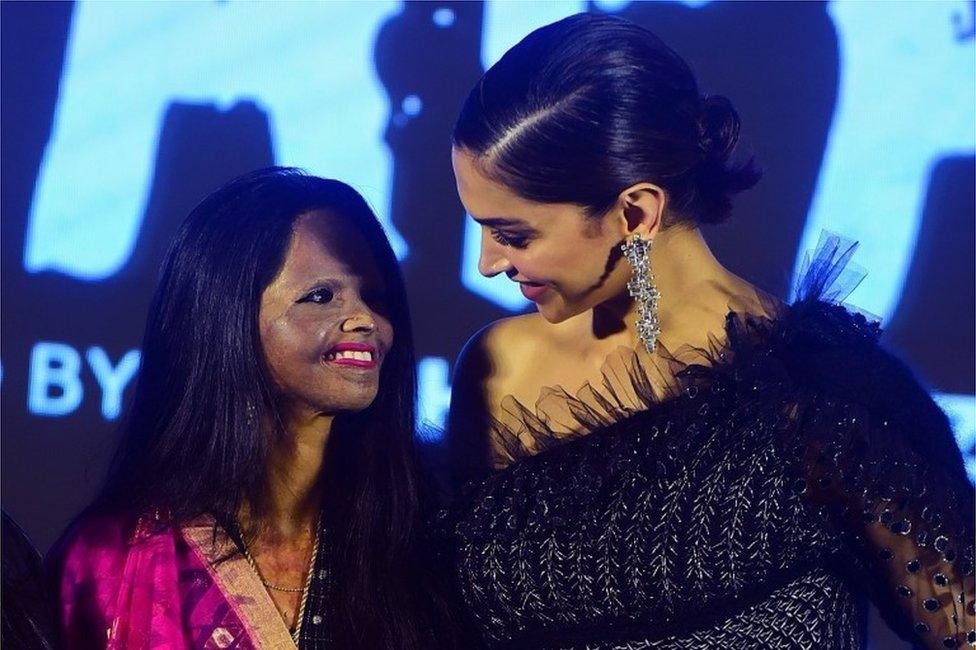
[242, 411, 332, 540]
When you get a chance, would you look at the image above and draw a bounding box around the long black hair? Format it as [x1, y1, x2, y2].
[454, 12, 761, 225]
[2, 511, 56, 650]
[95, 167, 446, 648]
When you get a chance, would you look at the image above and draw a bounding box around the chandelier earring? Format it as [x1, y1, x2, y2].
[621, 234, 661, 354]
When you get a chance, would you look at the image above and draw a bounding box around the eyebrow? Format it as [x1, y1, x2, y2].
[297, 277, 341, 292]
[302, 274, 385, 289]
[470, 215, 530, 228]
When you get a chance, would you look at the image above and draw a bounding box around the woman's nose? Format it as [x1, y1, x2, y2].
[478, 231, 514, 277]
[340, 295, 378, 333]
[341, 311, 377, 333]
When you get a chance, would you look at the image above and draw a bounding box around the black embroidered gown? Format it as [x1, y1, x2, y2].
[437, 239, 975, 649]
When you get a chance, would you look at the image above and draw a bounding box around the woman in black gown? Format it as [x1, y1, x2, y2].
[439, 13, 974, 649]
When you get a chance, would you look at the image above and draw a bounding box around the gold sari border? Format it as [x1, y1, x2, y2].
[181, 516, 297, 650]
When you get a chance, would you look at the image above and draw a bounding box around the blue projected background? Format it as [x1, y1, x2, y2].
[2, 7, 974, 645]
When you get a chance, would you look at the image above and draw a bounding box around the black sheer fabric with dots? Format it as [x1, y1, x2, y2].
[295, 523, 331, 649]
[435, 236, 975, 649]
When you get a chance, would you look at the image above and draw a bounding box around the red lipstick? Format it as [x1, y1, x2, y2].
[325, 342, 378, 369]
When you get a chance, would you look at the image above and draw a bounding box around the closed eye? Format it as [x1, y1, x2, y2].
[490, 229, 530, 249]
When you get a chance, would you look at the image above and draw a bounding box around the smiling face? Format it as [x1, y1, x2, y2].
[258, 210, 394, 421]
[452, 148, 635, 323]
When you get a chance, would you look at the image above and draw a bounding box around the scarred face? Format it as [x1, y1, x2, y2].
[259, 211, 393, 420]
[452, 147, 634, 324]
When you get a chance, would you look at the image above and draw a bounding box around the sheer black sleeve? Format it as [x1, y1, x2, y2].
[794, 313, 975, 649]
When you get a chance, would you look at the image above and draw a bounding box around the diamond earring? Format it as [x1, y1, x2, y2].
[621, 234, 661, 353]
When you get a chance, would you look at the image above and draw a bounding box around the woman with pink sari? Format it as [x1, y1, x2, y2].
[47, 168, 457, 649]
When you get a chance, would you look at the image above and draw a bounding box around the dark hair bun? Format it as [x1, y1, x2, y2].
[693, 95, 762, 224]
[699, 95, 740, 161]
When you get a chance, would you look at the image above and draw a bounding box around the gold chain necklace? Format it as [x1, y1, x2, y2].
[240, 517, 321, 646]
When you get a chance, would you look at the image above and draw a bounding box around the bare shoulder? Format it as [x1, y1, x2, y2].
[479, 312, 548, 354]
[446, 313, 550, 481]
[454, 312, 548, 399]
[728, 275, 779, 316]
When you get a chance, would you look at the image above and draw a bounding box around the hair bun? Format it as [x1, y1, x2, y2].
[691, 94, 762, 224]
[698, 95, 741, 162]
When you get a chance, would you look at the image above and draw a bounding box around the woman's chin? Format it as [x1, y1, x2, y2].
[535, 300, 576, 325]
[313, 390, 379, 416]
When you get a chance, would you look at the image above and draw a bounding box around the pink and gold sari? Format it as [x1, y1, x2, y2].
[52, 512, 297, 649]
